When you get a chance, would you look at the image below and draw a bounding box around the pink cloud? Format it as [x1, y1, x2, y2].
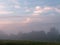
[44, 6, 53, 10]
[33, 6, 43, 16]
[0, 20, 12, 24]
[32, 6, 60, 16]
[22, 18, 31, 24]
[0, 11, 14, 14]
[0, 5, 5, 8]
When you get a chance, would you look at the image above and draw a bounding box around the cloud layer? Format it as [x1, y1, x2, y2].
[0, 0, 60, 34]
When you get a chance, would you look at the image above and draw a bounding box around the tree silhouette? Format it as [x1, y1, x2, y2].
[47, 27, 59, 42]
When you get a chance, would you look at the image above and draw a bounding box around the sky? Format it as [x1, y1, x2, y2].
[0, 0, 60, 34]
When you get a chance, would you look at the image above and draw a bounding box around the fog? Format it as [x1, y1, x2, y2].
[0, 0, 60, 41]
[0, 27, 60, 42]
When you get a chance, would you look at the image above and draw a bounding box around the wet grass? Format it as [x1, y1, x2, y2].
[0, 40, 60, 45]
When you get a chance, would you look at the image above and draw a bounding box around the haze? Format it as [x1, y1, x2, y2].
[0, 0, 60, 35]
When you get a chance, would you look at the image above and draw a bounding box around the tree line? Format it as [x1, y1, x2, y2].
[0, 27, 60, 42]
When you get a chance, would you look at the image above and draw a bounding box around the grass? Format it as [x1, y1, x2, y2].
[0, 40, 60, 45]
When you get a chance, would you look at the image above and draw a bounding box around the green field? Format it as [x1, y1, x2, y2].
[0, 40, 60, 45]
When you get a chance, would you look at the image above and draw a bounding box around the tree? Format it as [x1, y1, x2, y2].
[47, 27, 59, 42]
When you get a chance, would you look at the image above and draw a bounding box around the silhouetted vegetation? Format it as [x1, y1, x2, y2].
[0, 40, 60, 45]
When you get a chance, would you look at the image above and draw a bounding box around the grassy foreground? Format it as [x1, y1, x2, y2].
[0, 40, 60, 45]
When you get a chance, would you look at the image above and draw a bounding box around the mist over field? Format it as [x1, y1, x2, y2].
[0, 0, 60, 42]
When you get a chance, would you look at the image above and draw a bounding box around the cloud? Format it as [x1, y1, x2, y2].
[6, 6, 59, 24]
[22, 17, 31, 24]
[0, 2, 6, 9]
[14, 5, 20, 9]
[0, 0, 60, 34]
[23, 7, 31, 13]
[32, 6, 60, 16]
[0, 4, 5, 8]
[0, 20, 12, 24]
[43, 6, 60, 13]
[32, 6, 50, 16]
[55, 8, 60, 13]
[25, 9, 31, 12]
[44, 6, 53, 10]
[33, 6, 43, 16]
[0, 11, 14, 14]
[9, 0, 21, 9]
[0, 19, 31, 34]
[10, 0, 19, 4]
[7, 0, 20, 9]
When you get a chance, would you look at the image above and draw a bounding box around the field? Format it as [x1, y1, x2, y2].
[0, 40, 60, 45]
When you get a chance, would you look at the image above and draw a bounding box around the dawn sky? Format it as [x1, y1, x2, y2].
[0, 0, 60, 34]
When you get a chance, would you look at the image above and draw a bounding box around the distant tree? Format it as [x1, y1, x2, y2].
[47, 27, 59, 42]
[0, 31, 8, 40]
[8, 34, 17, 40]
[38, 31, 47, 41]
[20, 31, 47, 41]
[57, 35, 60, 41]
